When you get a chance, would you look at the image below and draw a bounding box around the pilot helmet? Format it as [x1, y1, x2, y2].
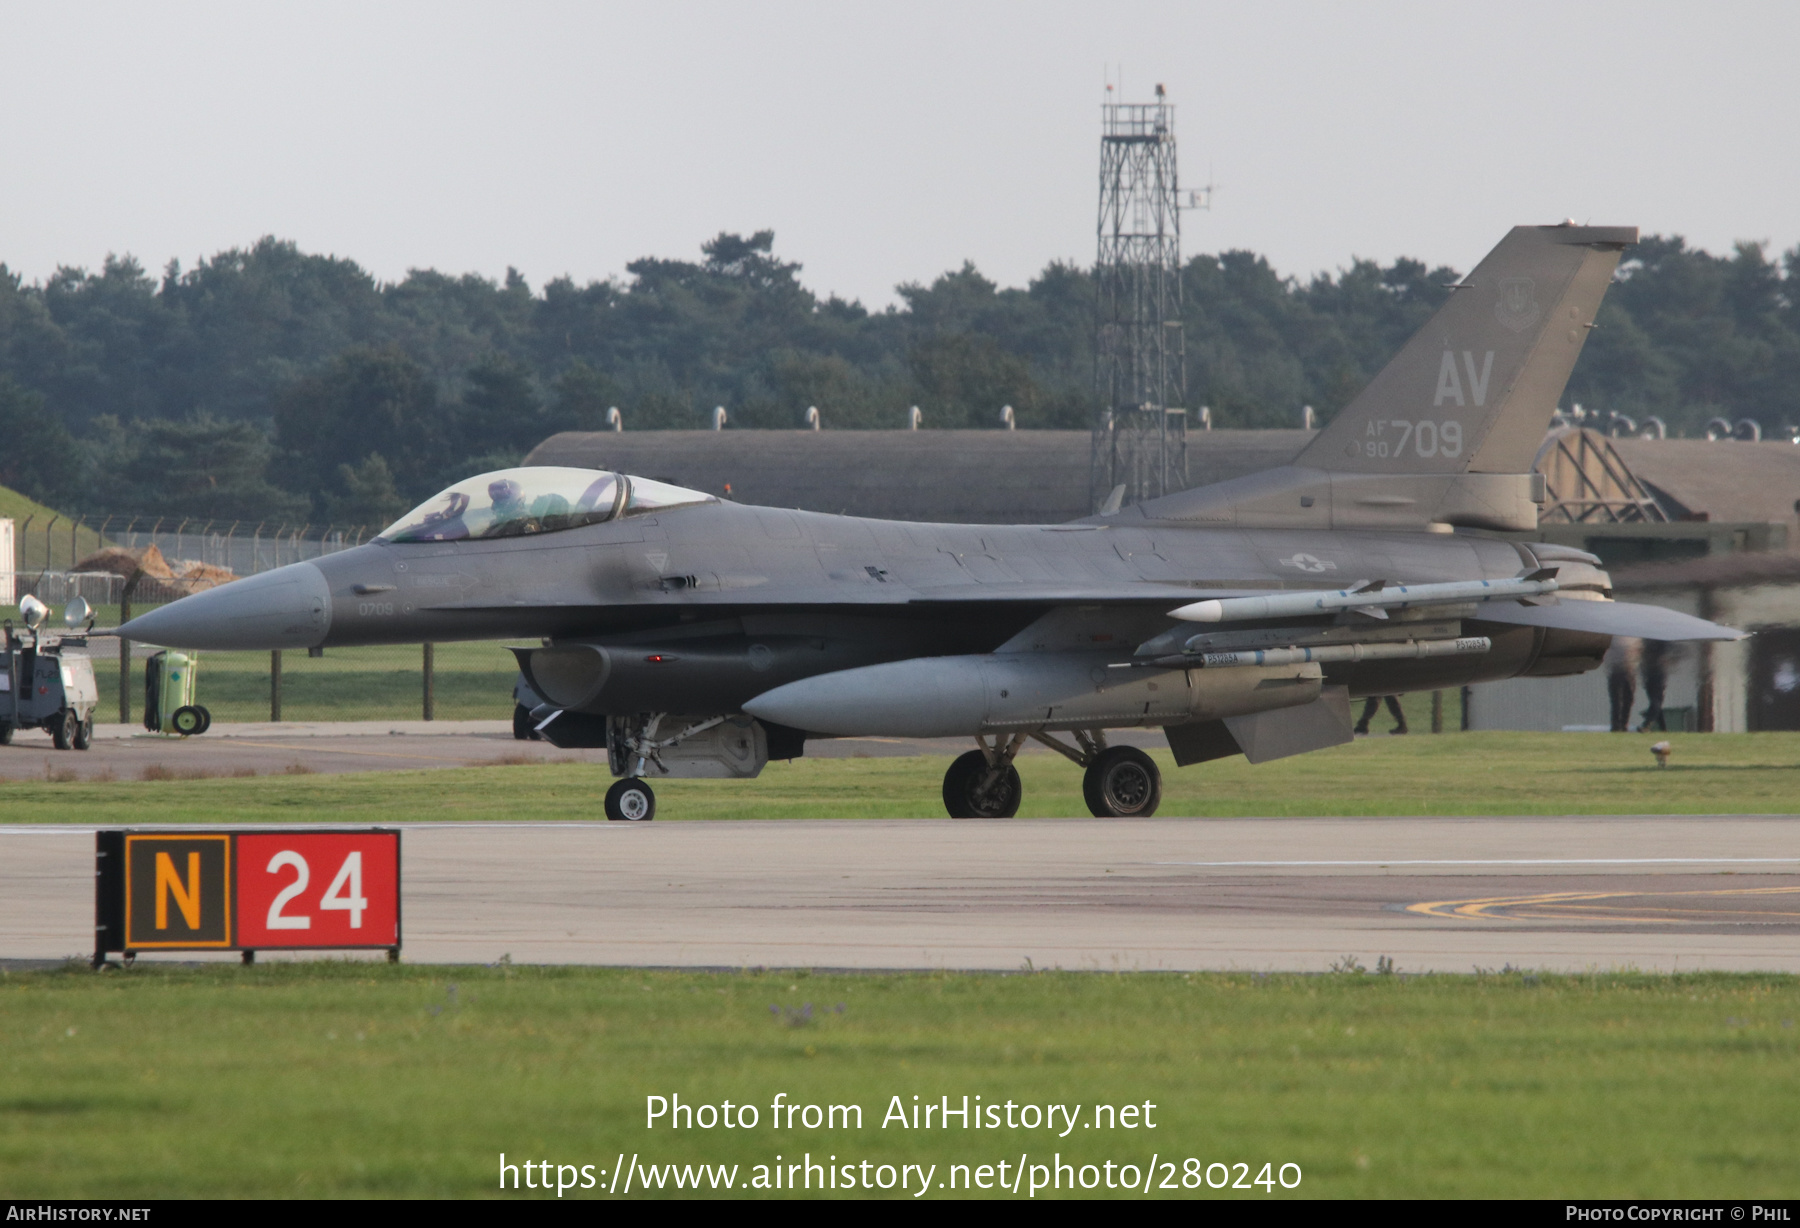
[488, 478, 524, 504]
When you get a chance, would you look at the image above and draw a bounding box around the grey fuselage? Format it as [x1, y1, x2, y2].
[255, 498, 1586, 718]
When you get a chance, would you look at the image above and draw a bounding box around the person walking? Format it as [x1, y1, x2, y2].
[1637, 639, 1679, 731]
[1605, 637, 1644, 732]
[1354, 695, 1408, 735]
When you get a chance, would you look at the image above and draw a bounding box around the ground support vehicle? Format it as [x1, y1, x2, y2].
[1, 623, 100, 750]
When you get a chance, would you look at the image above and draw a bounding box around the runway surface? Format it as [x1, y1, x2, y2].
[5, 815, 1797, 973]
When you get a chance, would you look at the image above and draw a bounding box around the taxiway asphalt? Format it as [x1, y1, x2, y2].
[0, 721, 1131, 779]
[4, 815, 1796, 973]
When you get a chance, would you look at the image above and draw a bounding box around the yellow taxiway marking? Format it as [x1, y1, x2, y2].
[1408, 885, 1800, 922]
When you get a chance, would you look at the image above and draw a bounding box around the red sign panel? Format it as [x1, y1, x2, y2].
[237, 832, 400, 949]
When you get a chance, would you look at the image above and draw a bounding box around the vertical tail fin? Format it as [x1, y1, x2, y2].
[1296, 224, 1637, 476]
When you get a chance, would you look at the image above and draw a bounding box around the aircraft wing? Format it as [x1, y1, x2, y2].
[1473, 598, 1745, 642]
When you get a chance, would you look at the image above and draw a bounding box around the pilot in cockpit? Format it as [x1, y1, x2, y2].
[488, 477, 529, 529]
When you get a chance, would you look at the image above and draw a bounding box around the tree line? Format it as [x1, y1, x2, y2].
[0, 228, 1794, 526]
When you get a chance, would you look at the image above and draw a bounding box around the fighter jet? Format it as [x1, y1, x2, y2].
[120, 223, 1743, 821]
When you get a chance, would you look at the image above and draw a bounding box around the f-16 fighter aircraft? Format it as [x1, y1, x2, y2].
[120, 223, 1743, 821]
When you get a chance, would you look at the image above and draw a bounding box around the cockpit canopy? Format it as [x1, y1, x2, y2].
[378, 467, 716, 543]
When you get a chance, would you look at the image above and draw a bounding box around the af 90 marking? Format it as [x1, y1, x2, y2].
[1361, 418, 1463, 459]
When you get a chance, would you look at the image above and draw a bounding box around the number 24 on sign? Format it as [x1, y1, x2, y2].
[266, 849, 367, 929]
[236, 833, 398, 947]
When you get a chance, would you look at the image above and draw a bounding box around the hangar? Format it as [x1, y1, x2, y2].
[523, 428, 1310, 525]
[525, 424, 1799, 549]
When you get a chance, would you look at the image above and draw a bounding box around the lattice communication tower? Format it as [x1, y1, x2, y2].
[1091, 88, 1189, 510]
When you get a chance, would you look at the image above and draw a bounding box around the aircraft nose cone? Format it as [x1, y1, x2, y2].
[118, 562, 333, 650]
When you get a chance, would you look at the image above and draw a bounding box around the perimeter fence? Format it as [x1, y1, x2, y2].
[5, 514, 374, 576]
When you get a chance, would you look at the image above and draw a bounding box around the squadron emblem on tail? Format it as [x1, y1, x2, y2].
[1495, 277, 1541, 332]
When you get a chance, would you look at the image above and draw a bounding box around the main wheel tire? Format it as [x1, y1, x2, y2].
[512, 703, 540, 741]
[171, 705, 205, 736]
[72, 717, 93, 751]
[194, 706, 212, 735]
[1082, 746, 1162, 818]
[604, 777, 656, 822]
[941, 749, 1022, 819]
[0, 724, 12, 745]
[52, 709, 76, 750]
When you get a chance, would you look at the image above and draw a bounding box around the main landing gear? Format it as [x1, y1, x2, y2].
[1081, 746, 1162, 818]
[938, 730, 1163, 819]
[942, 734, 1025, 818]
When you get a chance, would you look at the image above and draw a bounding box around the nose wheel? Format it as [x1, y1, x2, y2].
[1082, 746, 1162, 818]
[604, 777, 656, 821]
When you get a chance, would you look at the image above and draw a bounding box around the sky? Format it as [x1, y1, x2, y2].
[2, 1, 1795, 307]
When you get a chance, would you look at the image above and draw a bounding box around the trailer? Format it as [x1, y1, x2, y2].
[1, 595, 100, 749]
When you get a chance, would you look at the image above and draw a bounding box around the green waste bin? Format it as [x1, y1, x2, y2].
[143, 650, 211, 735]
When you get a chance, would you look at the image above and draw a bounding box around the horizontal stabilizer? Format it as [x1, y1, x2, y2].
[1474, 599, 1745, 642]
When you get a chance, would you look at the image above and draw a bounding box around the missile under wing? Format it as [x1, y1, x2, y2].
[118, 223, 1743, 821]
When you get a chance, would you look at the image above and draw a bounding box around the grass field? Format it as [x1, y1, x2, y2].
[1, 963, 1794, 1199]
[83, 638, 521, 724]
[1, 731, 1795, 822]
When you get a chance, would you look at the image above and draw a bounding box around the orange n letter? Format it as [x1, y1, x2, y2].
[155, 852, 202, 930]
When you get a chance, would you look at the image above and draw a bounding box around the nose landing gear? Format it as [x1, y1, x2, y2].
[604, 777, 656, 821]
